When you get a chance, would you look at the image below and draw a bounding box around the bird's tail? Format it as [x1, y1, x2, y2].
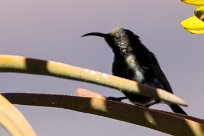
[169, 104, 187, 115]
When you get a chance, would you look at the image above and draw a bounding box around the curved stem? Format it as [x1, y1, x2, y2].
[0, 54, 187, 106]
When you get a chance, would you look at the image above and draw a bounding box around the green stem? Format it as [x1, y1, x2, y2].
[2, 93, 203, 136]
[0, 54, 187, 106]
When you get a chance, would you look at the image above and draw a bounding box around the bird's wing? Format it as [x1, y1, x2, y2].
[145, 49, 173, 93]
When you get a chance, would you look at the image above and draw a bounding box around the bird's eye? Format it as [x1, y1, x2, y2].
[115, 33, 121, 39]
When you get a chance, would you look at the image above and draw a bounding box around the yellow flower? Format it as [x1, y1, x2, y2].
[181, 16, 204, 34]
[181, 0, 204, 34]
[181, 0, 204, 6]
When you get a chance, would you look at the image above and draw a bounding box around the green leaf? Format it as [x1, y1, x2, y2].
[0, 95, 36, 136]
[195, 6, 204, 21]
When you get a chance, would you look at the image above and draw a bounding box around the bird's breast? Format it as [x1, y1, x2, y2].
[125, 54, 145, 82]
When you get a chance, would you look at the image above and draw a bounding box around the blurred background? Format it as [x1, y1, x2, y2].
[0, 0, 203, 135]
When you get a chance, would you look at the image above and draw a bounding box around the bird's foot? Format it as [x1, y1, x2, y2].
[143, 100, 160, 108]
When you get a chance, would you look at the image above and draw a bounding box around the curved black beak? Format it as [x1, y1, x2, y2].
[81, 32, 107, 38]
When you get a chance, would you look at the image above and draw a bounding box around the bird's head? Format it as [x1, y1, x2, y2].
[82, 27, 140, 55]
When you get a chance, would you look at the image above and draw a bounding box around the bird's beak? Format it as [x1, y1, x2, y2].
[81, 32, 106, 38]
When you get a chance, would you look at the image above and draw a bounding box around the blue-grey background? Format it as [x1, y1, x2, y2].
[0, 0, 203, 135]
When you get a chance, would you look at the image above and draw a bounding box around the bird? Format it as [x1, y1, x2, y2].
[82, 27, 187, 115]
